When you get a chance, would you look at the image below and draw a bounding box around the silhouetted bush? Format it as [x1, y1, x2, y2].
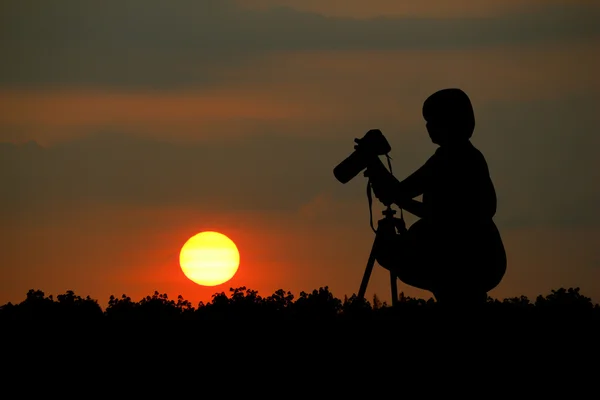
[1, 286, 599, 325]
[1, 289, 104, 321]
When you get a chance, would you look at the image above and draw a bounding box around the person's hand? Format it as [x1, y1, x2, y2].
[364, 159, 396, 206]
[369, 173, 396, 206]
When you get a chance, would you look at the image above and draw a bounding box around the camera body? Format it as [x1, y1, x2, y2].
[333, 129, 392, 184]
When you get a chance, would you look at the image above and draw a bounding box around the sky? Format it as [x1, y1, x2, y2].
[1, 0, 599, 307]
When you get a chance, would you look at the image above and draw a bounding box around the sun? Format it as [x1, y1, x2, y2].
[179, 231, 240, 287]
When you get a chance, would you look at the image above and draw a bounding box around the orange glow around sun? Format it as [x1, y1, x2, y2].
[179, 231, 240, 286]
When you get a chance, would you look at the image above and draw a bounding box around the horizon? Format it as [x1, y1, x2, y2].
[4, 285, 598, 314]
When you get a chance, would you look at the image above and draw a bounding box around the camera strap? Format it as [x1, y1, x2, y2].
[366, 154, 403, 234]
[367, 179, 376, 233]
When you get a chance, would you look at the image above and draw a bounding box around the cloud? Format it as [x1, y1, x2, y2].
[2, 40, 598, 147]
[0, 131, 352, 218]
[241, 0, 599, 18]
[1, 0, 599, 88]
[479, 94, 600, 228]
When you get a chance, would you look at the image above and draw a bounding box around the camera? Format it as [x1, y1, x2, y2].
[333, 129, 392, 184]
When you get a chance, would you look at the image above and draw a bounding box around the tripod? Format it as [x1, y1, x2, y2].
[357, 206, 406, 307]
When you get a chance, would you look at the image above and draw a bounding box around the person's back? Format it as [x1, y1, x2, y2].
[421, 140, 496, 225]
[422, 141, 505, 300]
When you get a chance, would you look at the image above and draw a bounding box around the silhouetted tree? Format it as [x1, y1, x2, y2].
[55, 290, 103, 320]
[227, 286, 263, 319]
[294, 286, 342, 319]
[372, 294, 383, 310]
[176, 295, 196, 319]
[535, 287, 594, 310]
[136, 291, 180, 320]
[341, 294, 372, 319]
[503, 295, 533, 308]
[20, 289, 55, 319]
[106, 294, 137, 320]
[264, 289, 295, 319]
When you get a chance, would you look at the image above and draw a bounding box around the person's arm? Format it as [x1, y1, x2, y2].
[390, 157, 434, 218]
[367, 155, 433, 218]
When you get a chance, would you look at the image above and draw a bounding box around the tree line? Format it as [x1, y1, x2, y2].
[1, 286, 599, 322]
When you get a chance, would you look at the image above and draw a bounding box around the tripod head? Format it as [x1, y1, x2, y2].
[377, 206, 407, 236]
[381, 206, 396, 218]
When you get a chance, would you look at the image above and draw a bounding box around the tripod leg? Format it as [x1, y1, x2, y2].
[357, 238, 378, 301]
[390, 271, 398, 306]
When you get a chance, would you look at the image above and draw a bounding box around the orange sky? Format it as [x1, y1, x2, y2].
[1, 0, 599, 307]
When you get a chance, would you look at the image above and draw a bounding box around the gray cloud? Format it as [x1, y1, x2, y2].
[0, 130, 348, 217]
[478, 93, 600, 229]
[1, 0, 598, 88]
[1, 93, 598, 229]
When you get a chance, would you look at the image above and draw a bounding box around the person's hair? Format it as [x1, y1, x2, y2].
[422, 88, 476, 141]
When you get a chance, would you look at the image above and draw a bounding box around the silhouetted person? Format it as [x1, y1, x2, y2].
[364, 88, 507, 305]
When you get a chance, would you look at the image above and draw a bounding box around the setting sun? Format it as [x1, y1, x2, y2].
[179, 231, 240, 286]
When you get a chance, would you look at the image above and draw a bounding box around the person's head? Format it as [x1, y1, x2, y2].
[422, 88, 475, 147]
